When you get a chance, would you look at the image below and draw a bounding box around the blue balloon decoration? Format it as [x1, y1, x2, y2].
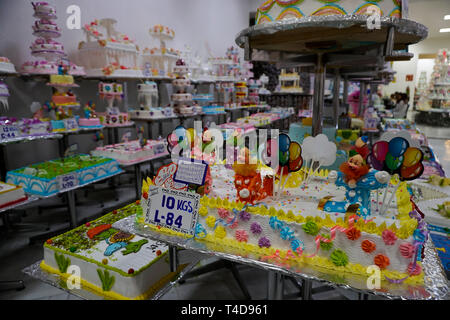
[279, 134, 291, 153]
[388, 137, 409, 157]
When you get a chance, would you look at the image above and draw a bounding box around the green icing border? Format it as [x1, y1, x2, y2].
[44, 203, 167, 278]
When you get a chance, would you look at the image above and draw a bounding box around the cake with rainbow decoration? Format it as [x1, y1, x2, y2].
[255, 0, 405, 24]
[136, 129, 430, 288]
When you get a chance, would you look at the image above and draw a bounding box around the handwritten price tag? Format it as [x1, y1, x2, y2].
[174, 158, 208, 186]
[144, 186, 199, 236]
[57, 173, 79, 192]
[0, 125, 21, 141]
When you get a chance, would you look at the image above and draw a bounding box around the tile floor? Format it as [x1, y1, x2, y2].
[0, 125, 448, 300]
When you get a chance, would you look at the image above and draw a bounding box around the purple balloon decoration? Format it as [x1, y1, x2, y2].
[368, 154, 384, 170]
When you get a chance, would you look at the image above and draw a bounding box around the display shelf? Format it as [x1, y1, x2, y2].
[59, 126, 104, 136]
[23, 258, 200, 300]
[0, 133, 63, 146]
[102, 122, 135, 128]
[113, 215, 448, 300]
[116, 152, 170, 167]
[0, 195, 39, 214]
[235, 16, 427, 57]
[130, 115, 178, 122]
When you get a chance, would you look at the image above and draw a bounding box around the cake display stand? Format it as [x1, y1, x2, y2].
[112, 214, 448, 300]
[235, 16, 428, 136]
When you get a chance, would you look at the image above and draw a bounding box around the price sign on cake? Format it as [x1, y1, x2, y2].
[0, 125, 20, 141]
[57, 172, 79, 192]
[174, 158, 208, 186]
[144, 186, 199, 236]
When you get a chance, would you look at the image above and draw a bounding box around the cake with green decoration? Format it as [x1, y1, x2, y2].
[41, 203, 186, 300]
[255, 0, 404, 25]
[6, 154, 123, 196]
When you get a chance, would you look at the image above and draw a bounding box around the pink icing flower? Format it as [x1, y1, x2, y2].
[217, 208, 230, 219]
[407, 262, 422, 276]
[399, 243, 415, 258]
[226, 216, 238, 229]
[382, 229, 397, 245]
[235, 230, 248, 242]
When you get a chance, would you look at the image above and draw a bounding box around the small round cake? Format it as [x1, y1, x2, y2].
[0, 57, 16, 74]
[21, 60, 58, 74]
[32, 19, 61, 36]
[32, 2, 57, 19]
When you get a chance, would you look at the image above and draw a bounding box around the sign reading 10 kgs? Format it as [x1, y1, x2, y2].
[144, 186, 200, 236]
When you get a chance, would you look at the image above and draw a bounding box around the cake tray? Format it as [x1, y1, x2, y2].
[0, 195, 39, 214]
[23, 259, 200, 300]
[113, 215, 449, 300]
[235, 16, 428, 57]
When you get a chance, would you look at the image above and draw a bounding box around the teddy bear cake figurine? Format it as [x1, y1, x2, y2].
[232, 147, 273, 204]
[326, 150, 390, 218]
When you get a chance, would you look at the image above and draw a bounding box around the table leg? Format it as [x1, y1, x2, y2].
[0, 145, 7, 181]
[267, 271, 284, 300]
[134, 163, 142, 200]
[301, 279, 312, 300]
[66, 190, 77, 228]
[169, 245, 178, 273]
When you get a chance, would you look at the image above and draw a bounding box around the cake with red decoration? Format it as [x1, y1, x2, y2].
[78, 19, 142, 77]
[40, 203, 186, 300]
[137, 131, 430, 288]
[0, 182, 28, 209]
[255, 0, 404, 25]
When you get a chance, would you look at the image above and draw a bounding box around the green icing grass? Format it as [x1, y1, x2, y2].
[15, 155, 112, 179]
[97, 269, 115, 291]
[54, 253, 70, 273]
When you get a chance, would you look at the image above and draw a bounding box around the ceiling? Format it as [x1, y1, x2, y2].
[409, 0, 450, 38]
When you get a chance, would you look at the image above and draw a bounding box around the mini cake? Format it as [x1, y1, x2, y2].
[79, 102, 102, 128]
[78, 19, 142, 77]
[0, 182, 27, 209]
[91, 139, 167, 165]
[0, 57, 16, 74]
[41, 203, 186, 300]
[279, 69, 302, 93]
[6, 155, 122, 196]
[255, 0, 404, 24]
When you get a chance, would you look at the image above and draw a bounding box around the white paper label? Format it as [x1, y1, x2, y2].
[174, 159, 208, 186]
[58, 172, 79, 191]
[0, 125, 20, 141]
[145, 186, 199, 236]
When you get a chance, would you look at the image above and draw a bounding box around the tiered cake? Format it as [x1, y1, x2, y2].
[78, 19, 142, 77]
[96, 82, 132, 127]
[172, 60, 194, 115]
[21, 2, 85, 76]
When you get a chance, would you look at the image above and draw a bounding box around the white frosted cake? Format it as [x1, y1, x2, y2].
[255, 0, 404, 24]
[91, 139, 167, 165]
[0, 182, 27, 209]
[0, 57, 16, 74]
[41, 203, 186, 300]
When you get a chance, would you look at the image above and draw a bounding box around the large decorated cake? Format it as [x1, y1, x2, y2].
[0, 182, 28, 209]
[6, 155, 122, 196]
[136, 130, 428, 287]
[41, 203, 186, 300]
[78, 19, 142, 77]
[255, 0, 404, 24]
[91, 139, 167, 165]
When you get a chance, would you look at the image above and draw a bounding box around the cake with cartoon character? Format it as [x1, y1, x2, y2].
[137, 129, 429, 286]
[255, 0, 405, 25]
[41, 203, 186, 300]
[96, 82, 132, 126]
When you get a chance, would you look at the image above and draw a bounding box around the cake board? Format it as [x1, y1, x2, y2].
[112, 214, 448, 300]
[23, 258, 200, 300]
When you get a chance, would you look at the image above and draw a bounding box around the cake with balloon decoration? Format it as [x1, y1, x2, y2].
[255, 0, 404, 25]
[136, 127, 428, 286]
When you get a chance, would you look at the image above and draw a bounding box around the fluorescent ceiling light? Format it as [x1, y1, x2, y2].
[445, 15, 450, 20]
[440, 28, 450, 33]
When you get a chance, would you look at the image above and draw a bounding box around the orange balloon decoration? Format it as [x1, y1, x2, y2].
[402, 147, 423, 167]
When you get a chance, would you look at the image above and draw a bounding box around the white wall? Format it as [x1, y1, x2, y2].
[0, 0, 256, 66]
